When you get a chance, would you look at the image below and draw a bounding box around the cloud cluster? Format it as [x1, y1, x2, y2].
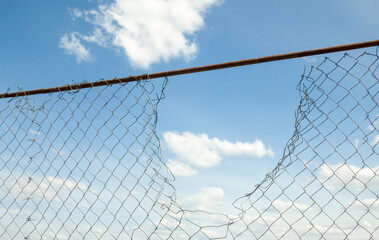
[2, 174, 88, 201]
[166, 159, 197, 177]
[181, 187, 224, 211]
[318, 163, 379, 191]
[59, 33, 93, 63]
[164, 131, 274, 177]
[61, 0, 222, 68]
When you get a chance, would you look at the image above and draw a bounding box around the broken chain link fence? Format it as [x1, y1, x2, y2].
[0, 48, 378, 239]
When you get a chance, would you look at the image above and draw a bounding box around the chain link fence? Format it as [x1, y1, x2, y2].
[0, 48, 378, 239]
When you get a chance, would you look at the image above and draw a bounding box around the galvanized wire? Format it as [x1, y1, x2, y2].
[0, 48, 378, 240]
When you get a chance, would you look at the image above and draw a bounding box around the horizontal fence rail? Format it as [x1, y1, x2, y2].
[1, 39, 379, 99]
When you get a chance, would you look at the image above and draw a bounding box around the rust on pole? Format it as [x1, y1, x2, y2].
[1, 39, 379, 99]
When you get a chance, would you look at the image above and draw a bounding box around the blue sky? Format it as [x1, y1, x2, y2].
[0, 1, 378, 239]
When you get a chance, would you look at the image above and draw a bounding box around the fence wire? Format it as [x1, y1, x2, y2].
[0, 48, 378, 240]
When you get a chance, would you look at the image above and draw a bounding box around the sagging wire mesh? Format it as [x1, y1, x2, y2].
[0, 48, 378, 240]
[222, 49, 379, 240]
[0, 78, 180, 240]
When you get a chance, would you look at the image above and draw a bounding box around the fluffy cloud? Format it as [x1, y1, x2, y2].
[318, 163, 379, 191]
[59, 33, 93, 63]
[0, 172, 88, 202]
[166, 159, 197, 177]
[0, 169, 89, 204]
[181, 187, 224, 211]
[68, 0, 222, 68]
[80, 28, 109, 47]
[164, 131, 274, 168]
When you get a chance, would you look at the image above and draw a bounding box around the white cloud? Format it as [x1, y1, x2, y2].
[371, 134, 379, 146]
[182, 187, 224, 211]
[367, 114, 378, 146]
[2, 174, 87, 201]
[318, 163, 379, 191]
[29, 129, 41, 136]
[353, 198, 379, 211]
[70, 0, 223, 68]
[272, 199, 311, 212]
[71, 8, 83, 19]
[368, 114, 378, 131]
[163, 131, 274, 168]
[166, 159, 197, 177]
[303, 56, 317, 63]
[49, 232, 68, 240]
[81, 28, 109, 48]
[53, 148, 66, 156]
[59, 33, 93, 63]
[354, 138, 359, 148]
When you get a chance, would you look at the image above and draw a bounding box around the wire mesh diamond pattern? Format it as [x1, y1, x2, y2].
[0, 49, 378, 240]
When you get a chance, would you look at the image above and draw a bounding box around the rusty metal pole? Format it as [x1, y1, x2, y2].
[1, 39, 379, 99]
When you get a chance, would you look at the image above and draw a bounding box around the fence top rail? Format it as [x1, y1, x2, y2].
[1, 39, 379, 99]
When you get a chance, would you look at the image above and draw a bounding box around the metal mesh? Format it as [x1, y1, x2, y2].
[0, 48, 378, 240]
[223, 49, 379, 240]
[0, 78, 180, 239]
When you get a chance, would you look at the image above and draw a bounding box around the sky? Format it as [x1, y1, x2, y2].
[0, 0, 378, 239]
